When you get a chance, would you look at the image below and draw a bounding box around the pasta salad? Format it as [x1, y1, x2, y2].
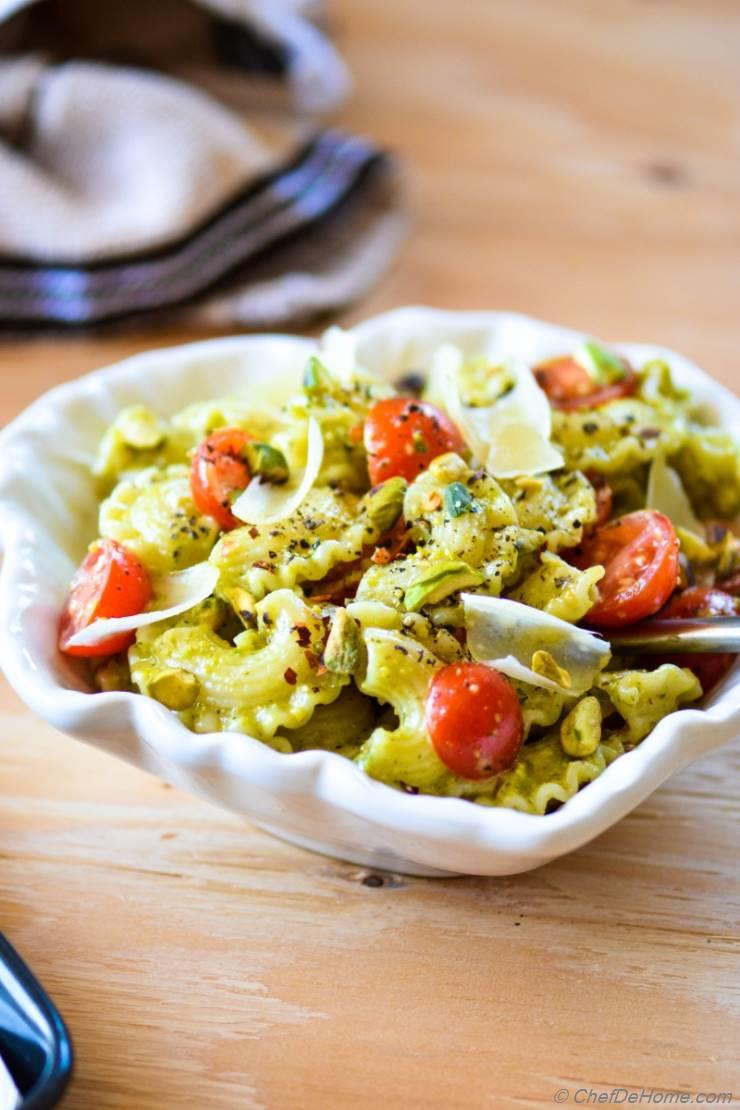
[58, 331, 740, 813]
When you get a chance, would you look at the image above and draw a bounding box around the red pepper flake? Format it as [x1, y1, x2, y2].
[248, 526, 259, 539]
[304, 649, 321, 670]
[294, 623, 311, 647]
[283, 667, 298, 686]
[371, 546, 393, 565]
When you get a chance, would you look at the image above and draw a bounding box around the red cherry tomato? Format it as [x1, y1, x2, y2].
[364, 398, 464, 485]
[658, 586, 739, 693]
[190, 427, 252, 532]
[425, 662, 524, 780]
[59, 539, 151, 657]
[572, 509, 680, 628]
[534, 355, 636, 411]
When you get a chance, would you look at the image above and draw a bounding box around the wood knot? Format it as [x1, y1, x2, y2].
[643, 161, 689, 188]
[361, 873, 385, 888]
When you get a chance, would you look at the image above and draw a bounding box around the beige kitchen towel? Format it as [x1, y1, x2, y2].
[0, 0, 405, 328]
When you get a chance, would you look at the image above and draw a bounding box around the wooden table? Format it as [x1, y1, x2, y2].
[1, 2, 739, 1107]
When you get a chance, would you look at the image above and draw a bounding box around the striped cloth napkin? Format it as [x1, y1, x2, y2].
[0, 0, 405, 329]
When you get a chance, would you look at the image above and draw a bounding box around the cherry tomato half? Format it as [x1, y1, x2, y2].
[364, 398, 464, 485]
[59, 539, 151, 657]
[572, 509, 680, 628]
[534, 355, 636, 411]
[658, 586, 739, 693]
[190, 427, 252, 532]
[425, 662, 524, 780]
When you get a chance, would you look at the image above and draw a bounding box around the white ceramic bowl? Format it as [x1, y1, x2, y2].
[1, 308, 738, 877]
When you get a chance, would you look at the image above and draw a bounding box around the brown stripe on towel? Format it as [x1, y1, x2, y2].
[0, 130, 400, 328]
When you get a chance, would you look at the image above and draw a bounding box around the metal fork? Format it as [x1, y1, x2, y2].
[609, 617, 740, 655]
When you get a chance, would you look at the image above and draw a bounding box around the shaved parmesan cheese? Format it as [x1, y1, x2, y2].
[472, 654, 572, 695]
[318, 326, 358, 385]
[434, 344, 468, 430]
[232, 417, 323, 525]
[433, 345, 563, 478]
[64, 562, 219, 649]
[646, 454, 703, 536]
[491, 358, 553, 440]
[483, 419, 563, 480]
[434, 344, 476, 441]
[462, 594, 610, 697]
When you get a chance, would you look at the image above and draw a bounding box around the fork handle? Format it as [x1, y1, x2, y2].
[609, 616, 740, 655]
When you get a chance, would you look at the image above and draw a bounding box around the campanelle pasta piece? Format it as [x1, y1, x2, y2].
[130, 589, 348, 741]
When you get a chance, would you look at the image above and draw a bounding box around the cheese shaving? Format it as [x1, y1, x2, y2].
[462, 593, 610, 697]
[64, 562, 219, 648]
[483, 418, 563, 480]
[646, 454, 703, 537]
[232, 416, 323, 525]
[318, 326, 358, 385]
[434, 345, 563, 478]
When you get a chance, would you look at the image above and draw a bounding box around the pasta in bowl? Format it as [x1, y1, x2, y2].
[1, 309, 738, 875]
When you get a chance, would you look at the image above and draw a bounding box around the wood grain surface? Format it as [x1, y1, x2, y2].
[1, 2, 739, 1108]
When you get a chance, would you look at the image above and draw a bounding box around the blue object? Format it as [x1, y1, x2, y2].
[0, 935, 73, 1109]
